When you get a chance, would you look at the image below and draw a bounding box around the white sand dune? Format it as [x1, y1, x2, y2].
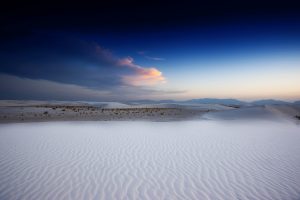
[202, 106, 278, 120]
[0, 121, 300, 200]
[56, 101, 232, 110]
[202, 105, 300, 122]
[266, 105, 300, 119]
[127, 103, 233, 110]
[0, 100, 233, 111]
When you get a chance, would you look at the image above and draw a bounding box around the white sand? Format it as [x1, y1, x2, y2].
[0, 100, 235, 123]
[0, 100, 234, 110]
[0, 121, 300, 200]
[202, 105, 300, 122]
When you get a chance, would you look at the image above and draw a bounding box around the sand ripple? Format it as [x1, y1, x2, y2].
[0, 121, 300, 200]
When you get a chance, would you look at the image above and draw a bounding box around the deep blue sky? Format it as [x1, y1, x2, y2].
[1, 1, 300, 101]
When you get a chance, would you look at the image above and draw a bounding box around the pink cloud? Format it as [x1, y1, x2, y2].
[117, 57, 166, 86]
[93, 45, 166, 87]
[118, 57, 135, 67]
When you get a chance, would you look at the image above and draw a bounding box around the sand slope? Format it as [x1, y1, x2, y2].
[203, 105, 300, 122]
[0, 121, 300, 200]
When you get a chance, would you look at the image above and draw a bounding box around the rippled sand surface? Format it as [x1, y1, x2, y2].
[0, 121, 300, 200]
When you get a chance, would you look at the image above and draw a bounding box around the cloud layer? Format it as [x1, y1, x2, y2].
[0, 74, 183, 101]
[0, 34, 168, 100]
[0, 74, 112, 101]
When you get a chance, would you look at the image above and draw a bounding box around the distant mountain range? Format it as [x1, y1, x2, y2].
[129, 98, 299, 106]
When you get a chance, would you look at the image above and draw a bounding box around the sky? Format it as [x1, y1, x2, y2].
[1, 1, 300, 101]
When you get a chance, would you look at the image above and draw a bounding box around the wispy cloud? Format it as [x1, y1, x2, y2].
[145, 56, 165, 61]
[138, 51, 165, 61]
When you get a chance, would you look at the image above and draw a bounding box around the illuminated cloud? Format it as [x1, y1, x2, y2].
[117, 57, 166, 86]
[91, 46, 166, 86]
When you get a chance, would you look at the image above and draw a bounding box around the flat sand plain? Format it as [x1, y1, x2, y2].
[0, 121, 300, 200]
